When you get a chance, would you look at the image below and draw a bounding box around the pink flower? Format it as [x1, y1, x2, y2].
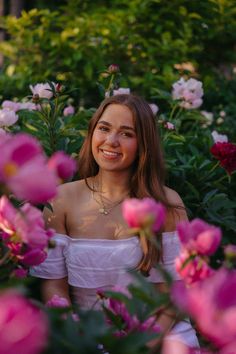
[211, 130, 228, 143]
[0, 290, 48, 354]
[0, 196, 53, 266]
[113, 88, 130, 95]
[0, 109, 18, 127]
[177, 218, 222, 256]
[149, 103, 159, 115]
[164, 122, 175, 130]
[46, 294, 70, 308]
[175, 250, 215, 284]
[172, 268, 236, 350]
[63, 105, 75, 116]
[172, 78, 203, 109]
[12, 268, 28, 278]
[2, 100, 20, 112]
[48, 151, 77, 180]
[18, 102, 38, 111]
[29, 82, 55, 99]
[122, 198, 166, 232]
[0, 133, 57, 203]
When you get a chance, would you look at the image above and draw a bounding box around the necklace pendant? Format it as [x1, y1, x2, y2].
[99, 208, 109, 215]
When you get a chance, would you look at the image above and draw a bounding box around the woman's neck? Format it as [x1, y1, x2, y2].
[93, 170, 131, 200]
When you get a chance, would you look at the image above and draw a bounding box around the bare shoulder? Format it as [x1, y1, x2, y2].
[164, 186, 185, 207]
[43, 179, 86, 232]
[163, 186, 188, 231]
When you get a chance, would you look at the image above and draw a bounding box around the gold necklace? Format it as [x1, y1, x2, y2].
[92, 178, 129, 216]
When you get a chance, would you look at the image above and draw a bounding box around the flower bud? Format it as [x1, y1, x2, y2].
[32, 94, 40, 103]
[108, 64, 120, 74]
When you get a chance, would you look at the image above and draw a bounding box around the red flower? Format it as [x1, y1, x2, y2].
[210, 142, 236, 174]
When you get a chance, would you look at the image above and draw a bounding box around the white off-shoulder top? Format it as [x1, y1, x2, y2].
[30, 231, 200, 349]
[30, 231, 181, 287]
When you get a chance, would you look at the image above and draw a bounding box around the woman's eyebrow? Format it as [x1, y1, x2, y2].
[98, 120, 135, 131]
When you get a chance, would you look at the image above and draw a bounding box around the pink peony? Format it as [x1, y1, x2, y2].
[113, 88, 130, 95]
[172, 268, 236, 349]
[29, 82, 55, 99]
[0, 290, 48, 354]
[177, 218, 222, 256]
[63, 105, 75, 116]
[149, 103, 159, 115]
[0, 196, 53, 266]
[175, 250, 215, 284]
[0, 109, 18, 127]
[46, 294, 70, 308]
[2, 100, 20, 112]
[48, 151, 77, 180]
[172, 78, 203, 109]
[122, 198, 166, 232]
[0, 133, 58, 203]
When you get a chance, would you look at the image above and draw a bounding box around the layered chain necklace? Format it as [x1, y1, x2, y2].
[92, 178, 129, 216]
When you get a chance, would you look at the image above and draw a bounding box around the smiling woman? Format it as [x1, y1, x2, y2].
[31, 94, 200, 352]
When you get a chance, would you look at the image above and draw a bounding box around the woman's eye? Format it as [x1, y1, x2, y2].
[121, 132, 133, 137]
[98, 126, 109, 132]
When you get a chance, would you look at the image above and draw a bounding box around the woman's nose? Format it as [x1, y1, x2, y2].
[106, 133, 119, 146]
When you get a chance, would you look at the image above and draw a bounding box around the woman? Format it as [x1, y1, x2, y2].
[31, 94, 199, 351]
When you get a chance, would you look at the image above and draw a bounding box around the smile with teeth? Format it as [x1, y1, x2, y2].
[101, 149, 121, 157]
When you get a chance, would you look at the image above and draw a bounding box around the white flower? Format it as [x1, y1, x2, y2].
[172, 77, 203, 109]
[0, 109, 18, 127]
[113, 88, 130, 95]
[201, 111, 214, 125]
[149, 103, 159, 115]
[29, 82, 55, 99]
[211, 130, 228, 143]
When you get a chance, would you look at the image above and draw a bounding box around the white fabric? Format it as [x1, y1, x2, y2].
[30, 232, 199, 349]
[30, 231, 181, 285]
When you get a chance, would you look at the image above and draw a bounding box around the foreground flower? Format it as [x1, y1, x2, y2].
[172, 78, 203, 109]
[122, 198, 166, 232]
[210, 142, 236, 175]
[172, 268, 236, 350]
[46, 294, 70, 308]
[0, 196, 54, 266]
[0, 109, 18, 127]
[29, 82, 56, 99]
[175, 250, 215, 284]
[0, 290, 48, 354]
[48, 151, 77, 180]
[0, 133, 58, 203]
[177, 218, 222, 256]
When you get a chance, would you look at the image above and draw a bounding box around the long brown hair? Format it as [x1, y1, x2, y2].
[78, 94, 177, 275]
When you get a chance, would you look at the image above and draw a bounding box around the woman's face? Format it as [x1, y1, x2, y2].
[91, 103, 138, 173]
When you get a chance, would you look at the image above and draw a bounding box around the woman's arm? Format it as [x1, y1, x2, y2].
[41, 185, 71, 303]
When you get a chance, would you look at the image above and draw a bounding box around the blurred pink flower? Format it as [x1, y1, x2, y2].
[122, 198, 166, 232]
[63, 105, 75, 116]
[12, 268, 28, 278]
[172, 268, 236, 350]
[164, 122, 175, 130]
[2, 100, 20, 112]
[0, 133, 58, 203]
[18, 102, 38, 111]
[172, 78, 203, 109]
[175, 250, 215, 284]
[177, 218, 222, 256]
[113, 88, 130, 95]
[0, 196, 53, 266]
[211, 130, 228, 143]
[46, 294, 70, 308]
[149, 103, 159, 115]
[0, 128, 7, 135]
[0, 109, 18, 127]
[48, 151, 77, 180]
[108, 64, 120, 74]
[29, 82, 55, 99]
[0, 290, 48, 354]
